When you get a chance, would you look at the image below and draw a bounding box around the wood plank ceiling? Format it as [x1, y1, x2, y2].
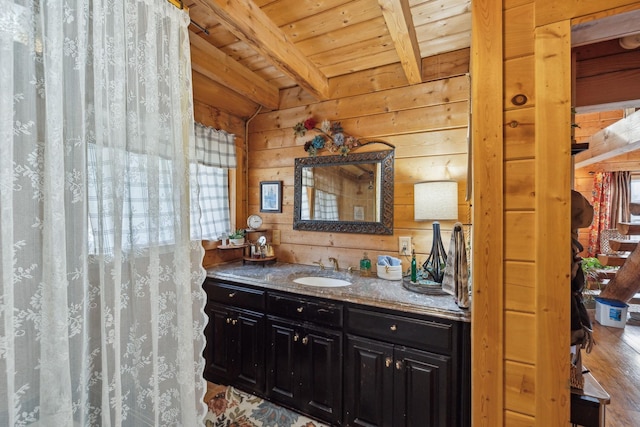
[184, 0, 472, 117]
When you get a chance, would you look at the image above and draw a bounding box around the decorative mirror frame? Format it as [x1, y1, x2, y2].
[293, 143, 395, 234]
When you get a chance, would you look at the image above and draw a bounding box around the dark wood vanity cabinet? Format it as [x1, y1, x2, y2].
[266, 292, 344, 425]
[202, 281, 266, 395]
[203, 278, 470, 427]
[345, 336, 452, 427]
[266, 317, 343, 424]
[344, 307, 469, 427]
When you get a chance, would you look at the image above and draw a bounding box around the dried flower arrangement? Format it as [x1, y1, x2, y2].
[293, 117, 360, 156]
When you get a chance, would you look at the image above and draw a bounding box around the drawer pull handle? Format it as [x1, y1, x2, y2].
[317, 308, 329, 313]
[231, 319, 237, 326]
[395, 360, 403, 370]
[226, 317, 232, 324]
[390, 324, 397, 331]
[302, 336, 309, 345]
[385, 357, 393, 368]
[297, 306, 304, 313]
[294, 333, 300, 342]
[228, 292, 236, 298]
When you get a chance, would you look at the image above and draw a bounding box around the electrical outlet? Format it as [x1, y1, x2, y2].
[398, 236, 411, 255]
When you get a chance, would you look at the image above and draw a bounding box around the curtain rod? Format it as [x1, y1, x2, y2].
[167, 0, 210, 36]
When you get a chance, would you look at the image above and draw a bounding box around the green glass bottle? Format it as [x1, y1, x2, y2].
[411, 249, 417, 283]
[360, 252, 371, 277]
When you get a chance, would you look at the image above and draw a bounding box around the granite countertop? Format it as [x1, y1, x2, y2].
[206, 261, 471, 322]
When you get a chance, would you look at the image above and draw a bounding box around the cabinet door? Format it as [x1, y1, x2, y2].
[266, 318, 298, 407]
[233, 310, 266, 394]
[393, 347, 451, 427]
[203, 304, 233, 383]
[344, 335, 394, 427]
[203, 304, 265, 394]
[298, 324, 343, 425]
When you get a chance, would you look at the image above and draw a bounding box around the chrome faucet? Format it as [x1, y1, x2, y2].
[328, 257, 340, 272]
[313, 259, 325, 270]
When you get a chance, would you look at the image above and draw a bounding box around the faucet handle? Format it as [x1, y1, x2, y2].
[313, 259, 325, 270]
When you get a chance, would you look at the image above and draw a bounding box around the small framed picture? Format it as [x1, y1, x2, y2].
[260, 181, 282, 213]
[354, 205, 365, 221]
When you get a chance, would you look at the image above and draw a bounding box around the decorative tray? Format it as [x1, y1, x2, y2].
[242, 256, 277, 266]
[402, 277, 449, 295]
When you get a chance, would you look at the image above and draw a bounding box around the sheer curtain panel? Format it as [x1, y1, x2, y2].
[0, 1, 206, 426]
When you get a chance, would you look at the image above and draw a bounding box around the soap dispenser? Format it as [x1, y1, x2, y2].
[360, 252, 371, 277]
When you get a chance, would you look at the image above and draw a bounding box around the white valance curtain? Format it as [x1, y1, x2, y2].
[1, 1, 206, 426]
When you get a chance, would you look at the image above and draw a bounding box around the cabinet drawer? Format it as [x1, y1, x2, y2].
[347, 307, 454, 354]
[207, 281, 265, 311]
[267, 293, 343, 327]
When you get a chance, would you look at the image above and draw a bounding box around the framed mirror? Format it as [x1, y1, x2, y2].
[293, 144, 394, 234]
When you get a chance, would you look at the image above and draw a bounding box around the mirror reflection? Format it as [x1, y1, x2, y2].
[300, 163, 380, 222]
[293, 145, 394, 235]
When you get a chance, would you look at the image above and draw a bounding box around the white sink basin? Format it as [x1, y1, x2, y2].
[293, 276, 352, 287]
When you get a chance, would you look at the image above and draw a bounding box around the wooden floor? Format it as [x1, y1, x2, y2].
[583, 308, 640, 426]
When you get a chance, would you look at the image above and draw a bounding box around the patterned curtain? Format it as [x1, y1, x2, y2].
[1, 1, 206, 425]
[609, 171, 632, 227]
[587, 172, 612, 257]
[191, 122, 237, 240]
[194, 122, 237, 168]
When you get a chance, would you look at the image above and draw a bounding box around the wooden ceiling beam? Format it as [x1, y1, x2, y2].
[190, 31, 279, 109]
[574, 43, 640, 112]
[192, 71, 260, 119]
[572, 8, 640, 47]
[574, 111, 640, 168]
[378, 0, 422, 84]
[192, 0, 330, 100]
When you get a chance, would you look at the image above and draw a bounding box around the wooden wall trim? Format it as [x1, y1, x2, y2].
[534, 20, 573, 425]
[471, 0, 505, 425]
[536, 0, 640, 27]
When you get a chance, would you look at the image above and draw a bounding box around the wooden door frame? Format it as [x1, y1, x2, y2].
[471, 1, 640, 425]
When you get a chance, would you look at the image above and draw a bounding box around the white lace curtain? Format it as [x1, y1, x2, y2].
[1, 1, 206, 426]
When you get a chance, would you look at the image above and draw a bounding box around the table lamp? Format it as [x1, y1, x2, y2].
[414, 181, 458, 283]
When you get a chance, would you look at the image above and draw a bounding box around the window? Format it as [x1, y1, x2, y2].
[190, 163, 231, 241]
[87, 145, 177, 255]
[631, 173, 640, 222]
[88, 123, 236, 255]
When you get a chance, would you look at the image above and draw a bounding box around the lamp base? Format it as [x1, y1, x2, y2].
[422, 221, 447, 283]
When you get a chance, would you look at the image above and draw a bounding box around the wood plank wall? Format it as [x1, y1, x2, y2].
[245, 70, 471, 271]
[473, 0, 640, 425]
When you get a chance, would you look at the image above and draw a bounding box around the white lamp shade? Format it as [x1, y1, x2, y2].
[414, 181, 458, 220]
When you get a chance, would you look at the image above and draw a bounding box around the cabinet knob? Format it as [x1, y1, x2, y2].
[226, 317, 232, 324]
[395, 360, 403, 370]
[297, 306, 304, 313]
[231, 319, 237, 325]
[228, 292, 236, 298]
[385, 357, 393, 368]
[294, 333, 300, 342]
[302, 336, 309, 345]
[389, 324, 397, 331]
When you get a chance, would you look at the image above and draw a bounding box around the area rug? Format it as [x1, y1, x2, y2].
[204, 383, 329, 427]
